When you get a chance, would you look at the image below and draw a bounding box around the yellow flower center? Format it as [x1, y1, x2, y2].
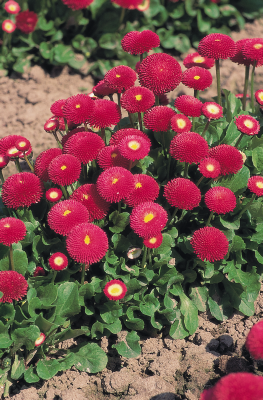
[75, 104, 80, 108]
[116, 74, 121, 78]
[149, 237, 157, 244]
[83, 194, 89, 200]
[215, 39, 221, 42]
[63, 210, 71, 216]
[256, 181, 263, 189]
[5, 23, 12, 30]
[50, 191, 58, 199]
[108, 284, 122, 296]
[9, 148, 18, 155]
[144, 212, 154, 223]
[177, 119, 186, 129]
[193, 56, 205, 63]
[135, 94, 142, 101]
[254, 44, 263, 50]
[128, 140, 140, 150]
[194, 75, 200, 80]
[61, 165, 67, 170]
[84, 235, 90, 245]
[4, 224, 10, 228]
[54, 256, 64, 266]
[47, 122, 54, 128]
[18, 141, 26, 148]
[112, 178, 118, 184]
[206, 164, 215, 172]
[259, 92, 263, 101]
[111, 153, 117, 158]
[135, 182, 142, 189]
[10, 5, 16, 10]
[244, 119, 254, 128]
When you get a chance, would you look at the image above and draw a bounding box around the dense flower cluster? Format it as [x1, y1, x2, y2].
[121, 30, 160, 54]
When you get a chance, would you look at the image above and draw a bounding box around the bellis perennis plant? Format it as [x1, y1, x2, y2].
[1, 31, 263, 397]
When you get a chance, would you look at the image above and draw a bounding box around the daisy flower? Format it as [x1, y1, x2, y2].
[183, 52, 215, 69]
[164, 178, 201, 210]
[0, 217, 26, 246]
[49, 253, 68, 271]
[204, 186, 236, 214]
[0, 271, 28, 303]
[198, 33, 237, 60]
[130, 201, 168, 239]
[48, 154, 81, 186]
[169, 132, 209, 164]
[208, 144, 243, 175]
[191, 227, 229, 262]
[125, 174, 159, 207]
[103, 279, 127, 300]
[96, 166, 135, 203]
[175, 95, 203, 117]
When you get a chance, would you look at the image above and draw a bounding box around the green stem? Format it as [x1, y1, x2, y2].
[215, 59, 221, 106]
[14, 158, 22, 172]
[84, 122, 88, 131]
[238, 193, 257, 219]
[155, 95, 159, 106]
[148, 248, 152, 268]
[63, 118, 68, 133]
[235, 133, 244, 148]
[161, 131, 166, 156]
[53, 132, 62, 149]
[0, 169, 5, 183]
[119, 7, 125, 24]
[184, 162, 189, 178]
[138, 112, 143, 131]
[23, 154, 34, 172]
[60, 185, 68, 199]
[9, 244, 14, 271]
[140, 53, 143, 63]
[166, 155, 171, 181]
[51, 271, 57, 284]
[192, 117, 196, 132]
[206, 211, 214, 226]
[128, 113, 134, 128]
[81, 264, 86, 285]
[201, 120, 211, 138]
[194, 89, 199, 99]
[118, 201, 121, 213]
[169, 207, 178, 224]
[196, 176, 204, 187]
[242, 65, 250, 111]
[251, 60, 256, 113]
[141, 245, 147, 268]
[100, 127, 105, 141]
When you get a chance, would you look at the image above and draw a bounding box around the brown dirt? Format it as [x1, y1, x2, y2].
[1, 18, 263, 400]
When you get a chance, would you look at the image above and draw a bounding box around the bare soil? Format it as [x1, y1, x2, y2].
[1, 18, 263, 400]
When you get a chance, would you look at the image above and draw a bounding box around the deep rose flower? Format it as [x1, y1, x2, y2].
[171, 114, 192, 134]
[255, 89, 263, 106]
[164, 178, 201, 210]
[130, 201, 168, 239]
[111, 0, 143, 9]
[109, 128, 151, 147]
[45, 188, 63, 202]
[198, 157, 221, 179]
[48, 199, 90, 236]
[61, 0, 94, 10]
[208, 144, 243, 175]
[143, 106, 175, 132]
[104, 65, 137, 92]
[50, 99, 67, 117]
[121, 30, 160, 54]
[35, 333, 46, 347]
[34, 148, 62, 182]
[242, 38, 263, 61]
[120, 86, 155, 113]
[0, 135, 31, 159]
[87, 99, 121, 128]
[202, 102, 223, 120]
[15, 138, 31, 152]
[61, 127, 88, 147]
[70, 183, 110, 221]
[97, 145, 129, 170]
[62, 94, 95, 124]
[118, 135, 150, 161]
[49, 252, 68, 271]
[235, 115, 260, 135]
[138, 53, 182, 95]
[170, 132, 209, 164]
[158, 93, 169, 106]
[15, 10, 38, 34]
[103, 279, 127, 300]
[205, 186, 236, 214]
[63, 131, 105, 164]
[0, 154, 9, 169]
[183, 52, 215, 69]
[125, 174, 159, 207]
[182, 67, 212, 91]
[0, 217, 26, 246]
[44, 117, 59, 132]
[191, 226, 229, 262]
[0, 271, 28, 303]
[6, 146, 20, 158]
[2, 19, 16, 33]
[33, 267, 45, 277]
[230, 39, 258, 66]
[48, 154, 81, 186]
[143, 232, 163, 249]
[93, 80, 117, 98]
[248, 176, 263, 196]
[58, 117, 75, 131]
[66, 222, 109, 264]
[96, 166, 135, 202]
[198, 33, 237, 60]
[245, 320, 263, 360]
[175, 95, 203, 117]
[4, 1, 20, 14]
[2, 172, 43, 209]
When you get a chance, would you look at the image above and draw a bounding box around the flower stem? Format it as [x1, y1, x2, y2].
[51, 271, 57, 284]
[194, 89, 199, 99]
[140, 53, 143, 63]
[242, 65, 250, 111]
[201, 120, 211, 138]
[23, 154, 34, 172]
[141, 245, 147, 268]
[138, 112, 143, 131]
[53, 132, 62, 149]
[100, 127, 105, 141]
[169, 207, 178, 224]
[81, 264, 86, 285]
[155, 95, 159, 106]
[128, 113, 134, 128]
[63, 118, 68, 133]
[9, 245, 14, 271]
[206, 211, 214, 226]
[148, 248, 152, 268]
[250, 60, 256, 113]
[0, 169, 5, 183]
[196, 176, 204, 187]
[119, 7, 125, 24]
[215, 59, 221, 106]
[238, 193, 256, 219]
[184, 162, 189, 178]
[192, 117, 196, 132]
[118, 201, 121, 213]
[235, 133, 244, 148]
[166, 155, 171, 181]
[14, 158, 22, 172]
[60, 185, 68, 199]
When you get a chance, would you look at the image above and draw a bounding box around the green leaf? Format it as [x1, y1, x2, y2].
[104, 319, 122, 334]
[24, 366, 39, 383]
[169, 315, 189, 339]
[208, 296, 224, 321]
[179, 293, 198, 335]
[204, 3, 220, 18]
[99, 33, 119, 50]
[213, 166, 250, 193]
[140, 293, 160, 317]
[39, 42, 53, 59]
[197, 9, 211, 32]
[0, 249, 28, 275]
[111, 233, 130, 253]
[11, 355, 25, 380]
[73, 343, 107, 373]
[189, 286, 208, 312]
[230, 235, 246, 252]
[55, 282, 80, 318]
[0, 321, 13, 348]
[153, 233, 174, 256]
[37, 284, 58, 306]
[109, 211, 130, 233]
[13, 58, 30, 74]
[173, 33, 191, 53]
[55, 327, 90, 342]
[38, 16, 54, 31]
[185, 0, 197, 16]
[99, 302, 123, 324]
[37, 359, 60, 380]
[11, 326, 40, 352]
[54, 44, 75, 64]
[124, 318, 144, 331]
[113, 331, 141, 358]
[252, 147, 263, 170]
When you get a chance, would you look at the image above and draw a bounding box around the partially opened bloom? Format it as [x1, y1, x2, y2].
[104, 279, 127, 300]
[49, 253, 68, 271]
[143, 106, 175, 131]
[120, 86, 155, 113]
[118, 135, 150, 161]
[245, 320, 263, 360]
[198, 157, 221, 179]
[183, 52, 215, 69]
[15, 138, 31, 152]
[125, 174, 159, 207]
[96, 166, 135, 202]
[104, 65, 137, 92]
[0, 135, 32, 159]
[15, 10, 38, 33]
[204, 186, 236, 214]
[48, 199, 90, 236]
[255, 89, 263, 106]
[109, 128, 151, 147]
[2, 19, 16, 33]
[191, 226, 228, 262]
[87, 99, 121, 128]
[138, 53, 182, 94]
[34, 148, 62, 182]
[0, 271, 28, 303]
[35, 333, 46, 347]
[235, 115, 260, 135]
[33, 267, 45, 277]
[121, 30, 160, 54]
[44, 117, 59, 132]
[171, 114, 192, 134]
[61, 0, 94, 10]
[242, 38, 263, 61]
[164, 178, 201, 210]
[170, 132, 209, 164]
[50, 99, 67, 117]
[97, 145, 129, 170]
[208, 144, 243, 175]
[175, 95, 203, 117]
[93, 80, 117, 98]
[4, 1, 20, 14]
[48, 154, 81, 186]
[62, 94, 95, 124]
[230, 39, 255, 66]
[0, 217, 26, 246]
[0, 154, 9, 169]
[198, 33, 237, 60]
[130, 201, 168, 239]
[46, 188, 63, 202]
[202, 102, 223, 120]
[66, 222, 109, 264]
[70, 183, 110, 221]
[63, 131, 105, 164]
[2, 172, 43, 209]
[248, 176, 263, 196]
[143, 233, 163, 248]
[182, 67, 212, 91]
[111, 0, 143, 9]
